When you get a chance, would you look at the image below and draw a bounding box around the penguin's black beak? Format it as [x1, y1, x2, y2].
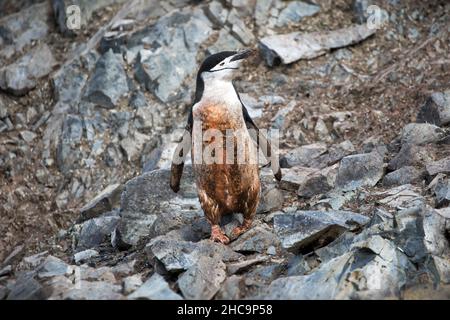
[230, 49, 254, 62]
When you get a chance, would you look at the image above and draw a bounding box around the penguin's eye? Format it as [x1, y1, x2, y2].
[219, 62, 225, 66]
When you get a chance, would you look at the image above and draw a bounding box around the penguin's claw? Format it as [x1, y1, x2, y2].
[210, 225, 230, 244]
[231, 218, 253, 237]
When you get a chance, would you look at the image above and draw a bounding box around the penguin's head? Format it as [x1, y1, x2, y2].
[198, 49, 253, 82]
[194, 49, 253, 103]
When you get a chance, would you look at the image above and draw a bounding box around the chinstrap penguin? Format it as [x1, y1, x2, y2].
[170, 49, 282, 244]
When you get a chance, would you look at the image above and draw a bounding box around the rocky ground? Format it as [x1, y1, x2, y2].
[0, 0, 449, 300]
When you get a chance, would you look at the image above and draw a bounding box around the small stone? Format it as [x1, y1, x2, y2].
[74, 249, 99, 264]
[37, 256, 71, 278]
[0, 44, 57, 96]
[215, 275, 242, 300]
[280, 143, 327, 168]
[128, 273, 182, 300]
[205, 1, 228, 26]
[226, 255, 268, 274]
[376, 184, 425, 209]
[230, 226, 279, 254]
[227, 9, 254, 45]
[401, 123, 445, 146]
[383, 166, 422, 187]
[417, 90, 450, 126]
[335, 151, 385, 191]
[273, 210, 369, 253]
[426, 156, 450, 176]
[178, 256, 226, 300]
[276, 1, 320, 27]
[120, 131, 151, 162]
[79, 184, 122, 222]
[122, 274, 143, 295]
[83, 49, 128, 109]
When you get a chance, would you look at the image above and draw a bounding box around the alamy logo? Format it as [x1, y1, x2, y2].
[66, 5, 81, 30]
[367, 5, 389, 30]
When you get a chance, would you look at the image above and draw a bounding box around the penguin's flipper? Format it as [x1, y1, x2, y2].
[241, 105, 282, 181]
[170, 113, 193, 192]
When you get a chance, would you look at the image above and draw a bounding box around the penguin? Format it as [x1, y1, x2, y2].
[170, 49, 282, 244]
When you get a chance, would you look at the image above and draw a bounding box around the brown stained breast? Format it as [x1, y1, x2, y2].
[192, 101, 260, 216]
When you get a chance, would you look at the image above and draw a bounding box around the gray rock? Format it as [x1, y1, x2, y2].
[417, 90, 450, 126]
[226, 255, 268, 274]
[52, 58, 88, 107]
[129, 90, 147, 108]
[335, 151, 385, 191]
[310, 140, 356, 169]
[83, 49, 128, 109]
[117, 167, 199, 246]
[37, 256, 71, 278]
[297, 169, 333, 198]
[388, 143, 436, 171]
[263, 235, 412, 299]
[426, 156, 450, 176]
[7, 274, 45, 300]
[208, 29, 242, 55]
[20, 251, 49, 270]
[260, 24, 376, 66]
[227, 9, 254, 45]
[74, 249, 99, 264]
[279, 166, 319, 191]
[120, 131, 151, 162]
[178, 256, 226, 300]
[0, 44, 57, 96]
[273, 210, 369, 253]
[0, 97, 7, 118]
[56, 114, 83, 173]
[62, 281, 123, 300]
[286, 255, 310, 276]
[147, 237, 242, 273]
[215, 275, 242, 300]
[276, 1, 320, 27]
[0, 285, 7, 300]
[383, 166, 422, 187]
[20, 130, 37, 143]
[280, 143, 327, 168]
[133, 8, 212, 103]
[376, 184, 425, 209]
[257, 184, 284, 214]
[122, 274, 143, 295]
[247, 263, 284, 284]
[433, 178, 450, 207]
[77, 215, 120, 250]
[0, 3, 50, 61]
[79, 184, 122, 222]
[128, 273, 182, 300]
[401, 123, 445, 146]
[254, 0, 273, 28]
[353, 0, 370, 24]
[230, 226, 279, 254]
[205, 1, 228, 26]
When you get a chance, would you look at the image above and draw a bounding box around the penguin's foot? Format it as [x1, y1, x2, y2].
[232, 218, 253, 237]
[210, 225, 230, 244]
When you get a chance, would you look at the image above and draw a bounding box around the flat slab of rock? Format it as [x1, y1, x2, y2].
[117, 166, 199, 245]
[260, 24, 376, 66]
[383, 166, 422, 187]
[376, 184, 425, 209]
[146, 237, 242, 273]
[280, 143, 327, 168]
[62, 281, 123, 300]
[262, 235, 411, 299]
[128, 273, 182, 300]
[177, 256, 226, 300]
[417, 90, 450, 126]
[0, 43, 57, 95]
[276, 1, 320, 27]
[279, 166, 319, 191]
[230, 226, 279, 254]
[335, 151, 384, 191]
[401, 123, 445, 145]
[273, 210, 369, 253]
[426, 156, 450, 176]
[83, 49, 128, 108]
[78, 183, 122, 222]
